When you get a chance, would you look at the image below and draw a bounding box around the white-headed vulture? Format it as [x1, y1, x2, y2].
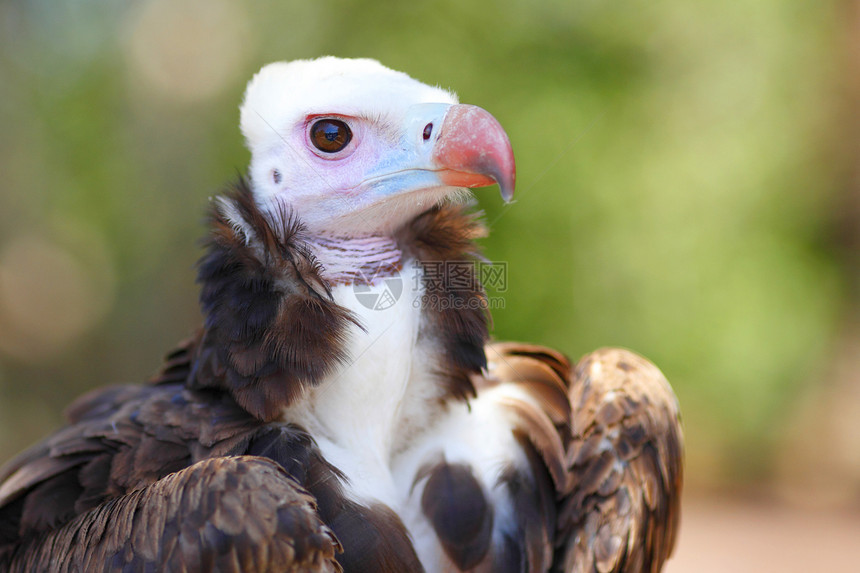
[0, 57, 683, 573]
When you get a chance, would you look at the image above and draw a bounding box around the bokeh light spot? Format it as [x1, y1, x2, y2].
[0, 235, 115, 360]
[124, 0, 251, 103]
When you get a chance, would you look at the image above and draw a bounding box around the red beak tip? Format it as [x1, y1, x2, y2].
[433, 104, 516, 202]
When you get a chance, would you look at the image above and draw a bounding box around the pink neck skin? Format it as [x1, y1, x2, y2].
[309, 234, 403, 285]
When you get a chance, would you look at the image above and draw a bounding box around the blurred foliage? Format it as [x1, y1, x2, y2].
[0, 0, 851, 490]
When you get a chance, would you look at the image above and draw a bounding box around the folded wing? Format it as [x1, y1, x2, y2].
[556, 348, 683, 573]
[2, 456, 341, 572]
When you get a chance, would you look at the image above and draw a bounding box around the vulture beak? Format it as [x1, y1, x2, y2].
[431, 104, 516, 202]
[361, 103, 516, 203]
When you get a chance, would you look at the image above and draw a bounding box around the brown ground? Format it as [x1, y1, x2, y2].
[664, 496, 860, 572]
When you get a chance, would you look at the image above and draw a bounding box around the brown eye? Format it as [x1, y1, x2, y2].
[310, 119, 352, 153]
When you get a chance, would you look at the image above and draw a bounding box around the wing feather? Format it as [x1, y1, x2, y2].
[477, 342, 574, 571]
[555, 348, 683, 573]
[1, 456, 342, 572]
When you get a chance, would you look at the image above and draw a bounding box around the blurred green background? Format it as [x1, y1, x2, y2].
[0, 0, 857, 508]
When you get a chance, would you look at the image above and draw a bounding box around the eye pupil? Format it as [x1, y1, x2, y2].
[423, 123, 433, 140]
[311, 119, 352, 153]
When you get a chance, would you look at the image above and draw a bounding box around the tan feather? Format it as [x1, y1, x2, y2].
[557, 348, 683, 573]
[481, 342, 574, 491]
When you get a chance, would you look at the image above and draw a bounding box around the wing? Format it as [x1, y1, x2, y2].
[468, 342, 574, 572]
[0, 339, 265, 553]
[0, 338, 409, 572]
[1, 456, 341, 573]
[555, 348, 683, 573]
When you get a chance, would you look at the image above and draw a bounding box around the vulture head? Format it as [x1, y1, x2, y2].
[239, 57, 515, 235]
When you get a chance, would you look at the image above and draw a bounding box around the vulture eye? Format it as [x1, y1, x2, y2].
[310, 119, 352, 153]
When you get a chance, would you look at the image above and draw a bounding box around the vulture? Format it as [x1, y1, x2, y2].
[0, 57, 683, 573]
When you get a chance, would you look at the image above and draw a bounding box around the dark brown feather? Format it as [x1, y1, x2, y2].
[420, 461, 494, 570]
[323, 502, 426, 573]
[0, 382, 255, 547]
[2, 456, 342, 573]
[398, 204, 492, 401]
[243, 427, 425, 572]
[489, 445, 556, 573]
[193, 179, 361, 421]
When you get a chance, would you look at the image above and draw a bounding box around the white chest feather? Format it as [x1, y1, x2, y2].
[284, 263, 428, 507]
[280, 254, 532, 571]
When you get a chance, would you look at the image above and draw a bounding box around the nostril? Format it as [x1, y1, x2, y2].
[423, 123, 433, 141]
